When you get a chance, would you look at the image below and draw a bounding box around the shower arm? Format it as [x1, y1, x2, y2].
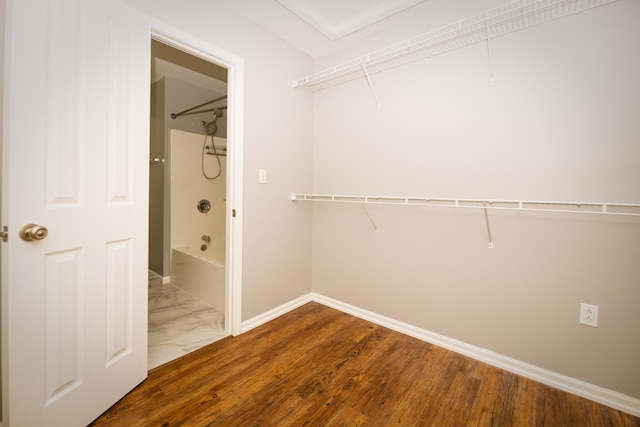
[171, 95, 227, 119]
[172, 106, 227, 118]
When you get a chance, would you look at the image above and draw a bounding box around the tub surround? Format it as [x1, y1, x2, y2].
[170, 129, 227, 255]
[171, 246, 226, 314]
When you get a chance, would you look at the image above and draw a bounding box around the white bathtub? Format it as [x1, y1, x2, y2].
[171, 242, 225, 313]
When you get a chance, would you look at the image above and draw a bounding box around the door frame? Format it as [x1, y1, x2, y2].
[150, 22, 244, 337]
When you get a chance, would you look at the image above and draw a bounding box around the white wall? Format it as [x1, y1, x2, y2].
[311, 0, 640, 400]
[124, 0, 314, 320]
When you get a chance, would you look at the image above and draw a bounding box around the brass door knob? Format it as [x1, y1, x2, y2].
[19, 224, 49, 241]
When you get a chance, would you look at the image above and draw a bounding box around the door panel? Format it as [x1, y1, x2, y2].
[2, 0, 150, 425]
[105, 239, 133, 367]
[44, 248, 83, 406]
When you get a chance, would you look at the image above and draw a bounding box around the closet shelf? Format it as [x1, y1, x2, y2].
[290, 193, 640, 217]
[292, 0, 619, 91]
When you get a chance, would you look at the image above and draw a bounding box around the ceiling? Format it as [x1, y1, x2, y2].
[222, 0, 434, 58]
[275, 0, 426, 41]
[151, 40, 228, 95]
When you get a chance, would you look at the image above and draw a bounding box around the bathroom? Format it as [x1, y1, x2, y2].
[148, 40, 229, 368]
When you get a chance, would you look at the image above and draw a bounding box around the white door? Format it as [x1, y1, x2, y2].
[2, 0, 150, 425]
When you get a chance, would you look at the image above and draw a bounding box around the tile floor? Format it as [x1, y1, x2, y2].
[148, 275, 227, 369]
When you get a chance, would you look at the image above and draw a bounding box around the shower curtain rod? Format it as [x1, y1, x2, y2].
[171, 95, 227, 119]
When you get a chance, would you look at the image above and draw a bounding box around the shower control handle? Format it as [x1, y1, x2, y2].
[19, 223, 49, 241]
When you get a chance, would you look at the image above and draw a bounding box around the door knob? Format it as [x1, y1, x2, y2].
[19, 224, 49, 241]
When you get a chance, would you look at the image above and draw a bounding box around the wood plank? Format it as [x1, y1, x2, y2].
[91, 302, 640, 426]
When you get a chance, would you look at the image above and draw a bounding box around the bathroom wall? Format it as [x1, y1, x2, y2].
[125, 0, 314, 319]
[148, 80, 165, 275]
[149, 75, 228, 277]
[163, 76, 228, 139]
[311, 0, 640, 400]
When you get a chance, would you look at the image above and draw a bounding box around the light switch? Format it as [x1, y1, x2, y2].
[258, 169, 267, 184]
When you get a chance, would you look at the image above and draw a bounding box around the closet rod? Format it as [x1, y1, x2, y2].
[171, 95, 227, 119]
[290, 193, 640, 217]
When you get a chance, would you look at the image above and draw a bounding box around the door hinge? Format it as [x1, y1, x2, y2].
[232, 209, 236, 218]
[1, 226, 8, 242]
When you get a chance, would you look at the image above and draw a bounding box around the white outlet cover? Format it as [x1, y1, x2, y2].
[579, 303, 599, 327]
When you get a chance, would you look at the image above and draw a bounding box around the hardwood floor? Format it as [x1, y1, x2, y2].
[91, 302, 639, 426]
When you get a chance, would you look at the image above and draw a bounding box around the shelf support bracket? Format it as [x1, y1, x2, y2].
[360, 198, 380, 232]
[485, 21, 495, 85]
[483, 202, 494, 248]
[361, 64, 382, 108]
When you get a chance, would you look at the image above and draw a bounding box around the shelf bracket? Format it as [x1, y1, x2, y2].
[483, 202, 494, 248]
[485, 21, 495, 85]
[361, 64, 382, 108]
[360, 199, 380, 232]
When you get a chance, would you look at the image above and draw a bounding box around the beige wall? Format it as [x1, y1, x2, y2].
[124, 0, 315, 320]
[311, 0, 640, 399]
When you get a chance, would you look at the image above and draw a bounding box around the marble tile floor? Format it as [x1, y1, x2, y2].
[148, 275, 227, 369]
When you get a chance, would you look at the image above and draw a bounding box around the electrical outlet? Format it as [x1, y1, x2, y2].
[579, 303, 599, 327]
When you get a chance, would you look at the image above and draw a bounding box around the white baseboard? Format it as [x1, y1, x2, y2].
[240, 292, 640, 417]
[147, 270, 171, 285]
[311, 292, 640, 418]
[240, 293, 313, 333]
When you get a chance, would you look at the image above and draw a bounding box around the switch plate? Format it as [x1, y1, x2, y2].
[258, 169, 267, 184]
[579, 303, 598, 327]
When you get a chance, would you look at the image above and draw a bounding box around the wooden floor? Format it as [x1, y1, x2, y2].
[91, 302, 639, 426]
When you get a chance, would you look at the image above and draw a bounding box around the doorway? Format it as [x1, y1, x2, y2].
[147, 36, 242, 368]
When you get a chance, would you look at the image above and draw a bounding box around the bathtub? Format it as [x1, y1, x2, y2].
[171, 242, 225, 313]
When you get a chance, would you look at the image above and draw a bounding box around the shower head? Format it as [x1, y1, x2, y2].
[213, 108, 223, 118]
[202, 120, 217, 136]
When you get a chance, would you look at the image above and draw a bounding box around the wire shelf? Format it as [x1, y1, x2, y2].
[292, 192, 639, 247]
[292, 0, 619, 90]
[290, 193, 640, 217]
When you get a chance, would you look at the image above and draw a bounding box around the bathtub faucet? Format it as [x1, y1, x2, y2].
[201, 235, 211, 243]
